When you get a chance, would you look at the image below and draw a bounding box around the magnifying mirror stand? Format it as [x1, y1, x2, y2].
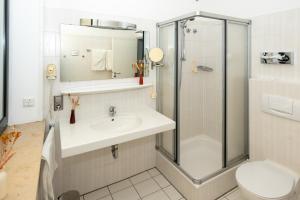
[151, 62, 164, 69]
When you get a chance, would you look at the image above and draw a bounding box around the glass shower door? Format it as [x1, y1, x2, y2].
[226, 22, 249, 165]
[157, 23, 177, 160]
[178, 17, 225, 180]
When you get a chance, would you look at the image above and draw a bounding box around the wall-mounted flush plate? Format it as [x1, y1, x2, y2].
[54, 95, 63, 111]
[261, 52, 293, 64]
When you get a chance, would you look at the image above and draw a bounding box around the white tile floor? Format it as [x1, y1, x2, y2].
[218, 188, 245, 200]
[82, 168, 186, 200]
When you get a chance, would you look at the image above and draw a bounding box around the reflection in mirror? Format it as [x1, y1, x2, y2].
[60, 24, 149, 82]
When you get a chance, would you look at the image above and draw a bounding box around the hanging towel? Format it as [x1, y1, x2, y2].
[105, 50, 113, 71]
[40, 127, 58, 200]
[91, 49, 107, 71]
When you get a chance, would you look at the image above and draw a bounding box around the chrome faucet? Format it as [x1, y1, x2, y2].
[109, 106, 116, 117]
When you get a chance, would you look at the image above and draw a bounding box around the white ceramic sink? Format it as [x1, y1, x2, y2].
[89, 114, 142, 134]
[59, 108, 175, 158]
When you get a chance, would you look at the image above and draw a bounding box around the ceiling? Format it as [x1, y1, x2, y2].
[45, 0, 300, 21]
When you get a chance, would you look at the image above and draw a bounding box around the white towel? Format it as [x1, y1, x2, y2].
[91, 49, 107, 71]
[41, 127, 58, 200]
[105, 50, 113, 71]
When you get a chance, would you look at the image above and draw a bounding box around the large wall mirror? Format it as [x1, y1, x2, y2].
[0, 0, 8, 133]
[60, 24, 150, 82]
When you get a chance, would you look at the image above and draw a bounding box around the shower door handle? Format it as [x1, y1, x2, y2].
[197, 65, 213, 72]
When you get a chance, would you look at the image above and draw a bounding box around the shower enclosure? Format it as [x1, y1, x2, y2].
[156, 11, 250, 183]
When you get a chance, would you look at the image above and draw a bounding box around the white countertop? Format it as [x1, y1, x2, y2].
[61, 82, 153, 95]
[59, 108, 175, 158]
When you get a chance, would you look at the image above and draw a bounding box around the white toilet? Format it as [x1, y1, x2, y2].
[236, 160, 300, 200]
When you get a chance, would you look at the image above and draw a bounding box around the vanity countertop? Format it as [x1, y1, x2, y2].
[60, 108, 175, 158]
[3, 121, 45, 200]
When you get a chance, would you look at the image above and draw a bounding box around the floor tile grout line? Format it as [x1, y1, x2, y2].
[82, 167, 157, 197]
[152, 174, 171, 189]
[80, 167, 184, 200]
[107, 185, 114, 200]
[83, 167, 157, 197]
[129, 177, 143, 200]
[98, 194, 113, 200]
[222, 187, 239, 198]
[82, 184, 111, 197]
[137, 188, 165, 200]
[148, 168, 163, 178]
[161, 186, 173, 200]
[154, 167, 186, 200]
[129, 171, 152, 185]
[132, 176, 164, 199]
[109, 179, 133, 195]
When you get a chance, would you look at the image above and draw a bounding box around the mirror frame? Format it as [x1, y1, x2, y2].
[0, 0, 8, 134]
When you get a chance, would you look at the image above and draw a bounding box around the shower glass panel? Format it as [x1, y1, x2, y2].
[178, 17, 224, 180]
[157, 23, 177, 159]
[226, 22, 249, 164]
[156, 11, 250, 184]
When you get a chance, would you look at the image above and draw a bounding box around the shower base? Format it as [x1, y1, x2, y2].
[180, 134, 222, 180]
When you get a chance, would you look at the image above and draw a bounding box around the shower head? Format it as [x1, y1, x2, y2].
[181, 17, 196, 28]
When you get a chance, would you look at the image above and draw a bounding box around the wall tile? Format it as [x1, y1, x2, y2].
[251, 8, 300, 81]
[250, 79, 300, 174]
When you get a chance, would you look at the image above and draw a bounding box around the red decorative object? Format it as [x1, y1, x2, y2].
[139, 72, 144, 85]
[70, 109, 75, 124]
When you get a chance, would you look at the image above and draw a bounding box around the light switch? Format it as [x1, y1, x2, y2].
[23, 97, 35, 107]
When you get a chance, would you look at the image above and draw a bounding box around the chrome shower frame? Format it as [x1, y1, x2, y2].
[156, 11, 251, 184]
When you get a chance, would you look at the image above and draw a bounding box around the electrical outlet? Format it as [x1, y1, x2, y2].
[23, 97, 35, 107]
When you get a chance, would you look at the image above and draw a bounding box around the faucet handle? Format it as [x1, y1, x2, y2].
[109, 106, 116, 111]
[109, 106, 116, 117]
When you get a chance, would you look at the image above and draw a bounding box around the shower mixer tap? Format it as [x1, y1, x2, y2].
[109, 106, 116, 117]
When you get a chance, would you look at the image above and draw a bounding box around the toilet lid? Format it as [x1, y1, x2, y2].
[236, 161, 296, 199]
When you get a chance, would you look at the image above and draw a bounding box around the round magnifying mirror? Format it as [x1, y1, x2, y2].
[149, 48, 164, 63]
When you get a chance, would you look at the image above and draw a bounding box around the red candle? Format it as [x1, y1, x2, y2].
[139, 72, 143, 85]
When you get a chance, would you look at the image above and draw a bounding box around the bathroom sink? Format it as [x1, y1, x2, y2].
[89, 115, 142, 134]
[59, 108, 175, 158]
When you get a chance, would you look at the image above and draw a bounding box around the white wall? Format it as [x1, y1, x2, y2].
[250, 79, 300, 174]
[251, 8, 300, 81]
[250, 8, 300, 174]
[44, 0, 300, 20]
[9, 0, 300, 125]
[8, 0, 44, 125]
